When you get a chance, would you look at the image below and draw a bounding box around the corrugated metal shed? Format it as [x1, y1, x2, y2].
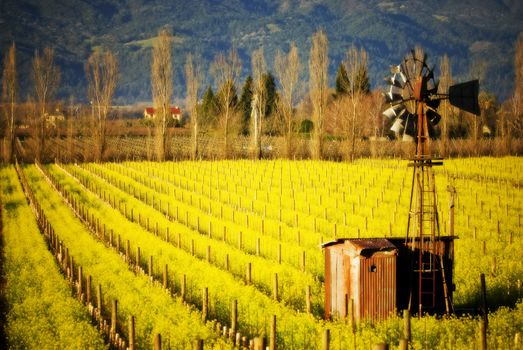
[323, 238, 398, 322]
[322, 236, 456, 322]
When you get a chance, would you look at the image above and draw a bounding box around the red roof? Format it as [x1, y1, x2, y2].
[145, 107, 181, 115]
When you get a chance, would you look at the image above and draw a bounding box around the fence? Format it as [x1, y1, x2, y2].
[7, 135, 523, 163]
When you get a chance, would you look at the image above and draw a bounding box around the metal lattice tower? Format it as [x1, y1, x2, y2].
[382, 49, 479, 315]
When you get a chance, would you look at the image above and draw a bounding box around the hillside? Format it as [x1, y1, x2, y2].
[0, 0, 521, 103]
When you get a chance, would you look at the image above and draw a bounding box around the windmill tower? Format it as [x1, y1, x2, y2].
[321, 49, 479, 323]
[383, 49, 480, 315]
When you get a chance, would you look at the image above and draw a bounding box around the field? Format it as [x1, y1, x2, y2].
[1, 157, 522, 349]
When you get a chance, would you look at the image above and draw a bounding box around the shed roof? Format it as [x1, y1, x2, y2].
[322, 238, 397, 255]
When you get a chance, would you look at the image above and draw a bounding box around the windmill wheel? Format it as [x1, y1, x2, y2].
[383, 51, 441, 141]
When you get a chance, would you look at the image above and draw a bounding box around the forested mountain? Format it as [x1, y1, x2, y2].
[0, 0, 521, 103]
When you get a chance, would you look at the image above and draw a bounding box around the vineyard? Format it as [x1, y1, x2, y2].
[1, 157, 522, 349]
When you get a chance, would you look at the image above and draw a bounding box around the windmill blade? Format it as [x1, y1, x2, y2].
[383, 104, 406, 119]
[390, 113, 408, 133]
[384, 91, 403, 104]
[449, 80, 480, 115]
[404, 114, 417, 137]
[385, 75, 404, 89]
[427, 109, 441, 126]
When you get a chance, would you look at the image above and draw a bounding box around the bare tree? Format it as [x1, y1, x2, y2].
[86, 50, 118, 162]
[309, 29, 329, 160]
[151, 28, 173, 161]
[508, 32, 523, 139]
[250, 47, 266, 159]
[210, 48, 242, 158]
[32, 47, 60, 162]
[2, 42, 17, 163]
[343, 44, 368, 161]
[438, 54, 452, 156]
[185, 53, 201, 160]
[275, 42, 301, 158]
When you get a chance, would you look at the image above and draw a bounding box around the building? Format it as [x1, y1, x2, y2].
[144, 106, 182, 121]
[322, 236, 456, 322]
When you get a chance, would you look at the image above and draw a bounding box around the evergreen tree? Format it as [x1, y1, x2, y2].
[238, 76, 253, 135]
[335, 63, 350, 97]
[263, 72, 277, 118]
[354, 65, 370, 95]
[199, 85, 217, 127]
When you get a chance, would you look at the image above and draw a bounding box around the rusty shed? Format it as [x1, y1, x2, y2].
[322, 236, 456, 322]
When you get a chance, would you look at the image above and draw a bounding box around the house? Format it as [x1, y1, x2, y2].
[143, 106, 182, 121]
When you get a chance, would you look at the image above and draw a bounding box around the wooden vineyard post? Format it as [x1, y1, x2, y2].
[479, 318, 487, 350]
[154, 333, 161, 350]
[403, 309, 411, 341]
[253, 337, 265, 350]
[148, 255, 153, 278]
[69, 255, 74, 282]
[86, 275, 92, 305]
[372, 344, 389, 350]
[306, 285, 312, 314]
[270, 315, 276, 350]
[181, 274, 187, 302]
[399, 339, 408, 350]
[128, 315, 135, 350]
[277, 244, 282, 264]
[97, 284, 103, 316]
[238, 231, 243, 250]
[348, 298, 355, 333]
[273, 273, 278, 301]
[193, 339, 203, 350]
[77, 266, 83, 301]
[202, 287, 208, 321]
[323, 329, 330, 350]
[231, 300, 238, 338]
[111, 299, 118, 337]
[480, 274, 488, 327]
[163, 264, 168, 289]
[125, 240, 130, 262]
[300, 251, 306, 272]
[136, 247, 141, 269]
[246, 263, 252, 285]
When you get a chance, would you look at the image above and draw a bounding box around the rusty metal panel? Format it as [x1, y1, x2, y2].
[358, 253, 397, 322]
[345, 238, 397, 255]
[324, 247, 332, 319]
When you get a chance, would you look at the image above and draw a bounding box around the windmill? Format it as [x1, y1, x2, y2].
[382, 49, 480, 315]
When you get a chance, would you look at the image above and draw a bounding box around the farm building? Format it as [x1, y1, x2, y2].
[144, 106, 182, 121]
[322, 236, 456, 322]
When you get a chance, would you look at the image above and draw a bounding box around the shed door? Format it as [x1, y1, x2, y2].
[359, 254, 396, 322]
[329, 249, 346, 318]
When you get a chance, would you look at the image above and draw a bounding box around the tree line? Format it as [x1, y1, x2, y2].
[1, 29, 522, 163]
